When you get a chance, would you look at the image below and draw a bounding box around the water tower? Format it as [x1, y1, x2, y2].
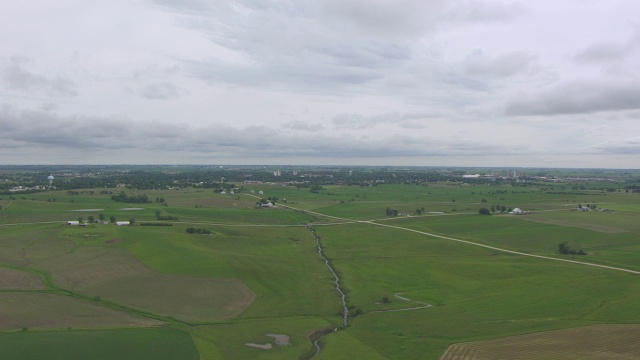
[47, 175, 54, 186]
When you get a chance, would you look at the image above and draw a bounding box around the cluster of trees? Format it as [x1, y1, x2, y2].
[256, 197, 278, 206]
[558, 242, 586, 255]
[155, 210, 178, 221]
[491, 205, 511, 213]
[385, 207, 399, 216]
[479, 208, 491, 215]
[186, 227, 211, 235]
[111, 192, 151, 203]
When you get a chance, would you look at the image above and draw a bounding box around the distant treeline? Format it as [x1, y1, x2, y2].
[139, 223, 173, 226]
[111, 192, 151, 203]
[186, 228, 211, 235]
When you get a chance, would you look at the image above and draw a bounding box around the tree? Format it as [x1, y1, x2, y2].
[479, 208, 491, 215]
[558, 241, 586, 255]
[110, 216, 116, 223]
[129, 218, 136, 225]
[98, 213, 105, 221]
[88, 215, 94, 223]
[77, 217, 83, 224]
[382, 295, 391, 304]
[415, 208, 422, 215]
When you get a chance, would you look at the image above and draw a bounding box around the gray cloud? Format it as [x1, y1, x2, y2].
[446, 0, 526, 24]
[574, 42, 629, 64]
[574, 31, 640, 64]
[594, 137, 640, 155]
[156, 0, 525, 97]
[505, 81, 640, 116]
[139, 82, 181, 100]
[282, 121, 324, 132]
[2, 59, 77, 97]
[464, 49, 538, 78]
[332, 112, 439, 129]
[0, 105, 527, 160]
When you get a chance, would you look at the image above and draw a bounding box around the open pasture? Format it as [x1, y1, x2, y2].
[122, 225, 341, 320]
[314, 219, 640, 359]
[1, 178, 640, 359]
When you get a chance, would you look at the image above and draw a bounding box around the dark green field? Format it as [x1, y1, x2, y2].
[1, 177, 639, 359]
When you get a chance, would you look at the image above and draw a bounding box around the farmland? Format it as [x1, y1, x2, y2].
[1, 166, 640, 359]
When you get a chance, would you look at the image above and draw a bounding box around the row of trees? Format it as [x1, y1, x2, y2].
[186, 227, 211, 235]
[111, 192, 151, 203]
[76, 214, 134, 224]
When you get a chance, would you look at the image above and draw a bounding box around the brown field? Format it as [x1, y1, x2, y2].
[38, 246, 256, 322]
[0, 227, 255, 324]
[0, 293, 161, 330]
[0, 268, 44, 290]
[0, 228, 73, 266]
[440, 324, 640, 360]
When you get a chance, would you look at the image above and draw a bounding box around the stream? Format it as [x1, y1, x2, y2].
[307, 226, 348, 359]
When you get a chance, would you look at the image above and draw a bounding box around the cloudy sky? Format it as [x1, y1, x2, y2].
[1, 0, 639, 168]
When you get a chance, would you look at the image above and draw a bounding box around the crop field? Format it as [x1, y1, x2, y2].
[440, 324, 640, 360]
[1, 175, 640, 359]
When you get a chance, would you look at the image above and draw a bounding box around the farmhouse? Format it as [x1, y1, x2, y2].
[116, 221, 131, 226]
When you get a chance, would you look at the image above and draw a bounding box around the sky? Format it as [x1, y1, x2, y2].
[1, 0, 639, 168]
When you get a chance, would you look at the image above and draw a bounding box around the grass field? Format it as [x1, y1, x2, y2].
[1, 182, 639, 359]
[1, 328, 198, 360]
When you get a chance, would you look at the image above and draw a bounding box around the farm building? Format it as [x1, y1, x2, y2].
[512, 208, 523, 214]
[261, 202, 274, 208]
[67, 221, 80, 225]
[116, 221, 131, 226]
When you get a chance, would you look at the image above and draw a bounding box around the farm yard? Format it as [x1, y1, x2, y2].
[1, 168, 640, 359]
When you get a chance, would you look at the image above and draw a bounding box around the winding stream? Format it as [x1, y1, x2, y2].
[307, 226, 348, 359]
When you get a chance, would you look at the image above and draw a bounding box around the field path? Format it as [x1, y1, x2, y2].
[272, 201, 640, 276]
[369, 293, 432, 314]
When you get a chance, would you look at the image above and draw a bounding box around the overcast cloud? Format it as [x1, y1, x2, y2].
[1, 0, 639, 168]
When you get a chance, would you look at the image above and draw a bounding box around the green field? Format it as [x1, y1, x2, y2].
[1, 180, 639, 359]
